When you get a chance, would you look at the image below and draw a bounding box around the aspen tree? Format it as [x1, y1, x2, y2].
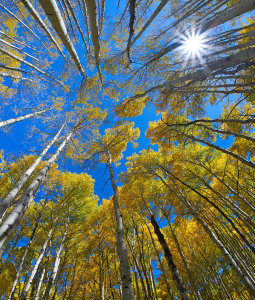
[0, 108, 48, 128]
[0, 129, 73, 254]
[20, 0, 67, 60]
[0, 121, 64, 222]
[38, 0, 86, 78]
[20, 225, 54, 300]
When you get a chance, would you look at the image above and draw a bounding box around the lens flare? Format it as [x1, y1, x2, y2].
[183, 34, 205, 55]
[178, 29, 209, 63]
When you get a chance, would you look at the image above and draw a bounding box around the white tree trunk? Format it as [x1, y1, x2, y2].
[38, 0, 86, 78]
[108, 153, 133, 300]
[35, 267, 46, 300]
[0, 47, 63, 85]
[20, 0, 67, 60]
[144, 0, 255, 66]
[157, 172, 255, 297]
[7, 213, 41, 300]
[203, 0, 255, 32]
[0, 130, 73, 254]
[0, 109, 48, 128]
[43, 222, 68, 300]
[0, 3, 47, 48]
[20, 227, 53, 300]
[84, 0, 102, 81]
[0, 38, 40, 61]
[0, 121, 64, 222]
[0, 72, 35, 82]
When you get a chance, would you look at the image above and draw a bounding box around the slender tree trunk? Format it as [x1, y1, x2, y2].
[126, 0, 136, 64]
[202, 0, 255, 32]
[167, 216, 202, 299]
[134, 226, 153, 299]
[126, 232, 148, 299]
[145, 220, 175, 300]
[131, 47, 255, 101]
[161, 166, 255, 253]
[131, 0, 168, 46]
[64, 0, 88, 53]
[0, 47, 63, 85]
[156, 173, 255, 297]
[134, 266, 140, 300]
[0, 109, 48, 128]
[107, 152, 133, 300]
[35, 268, 46, 300]
[38, 0, 86, 78]
[189, 160, 255, 212]
[0, 38, 40, 61]
[0, 30, 41, 53]
[84, 0, 102, 81]
[0, 130, 73, 254]
[0, 121, 64, 222]
[189, 170, 255, 230]
[142, 0, 255, 67]
[29, 278, 37, 300]
[106, 255, 115, 300]
[20, 227, 53, 300]
[67, 255, 78, 299]
[43, 225, 67, 300]
[7, 212, 42, 300]
[147, 244, 159, 300]
[0, 72, 34, 82]
[0, 3, 47, 48]
[150, 214, 189, 300]
[20, 0, 67, 60]
[99, 246, 105, 300]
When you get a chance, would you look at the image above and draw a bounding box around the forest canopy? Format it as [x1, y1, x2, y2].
[0, 0, 254, 299]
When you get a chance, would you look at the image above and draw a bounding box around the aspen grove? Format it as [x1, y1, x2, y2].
[0, 0, 254, 299]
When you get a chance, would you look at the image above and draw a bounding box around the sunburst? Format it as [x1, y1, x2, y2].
[178, 28, 210, 65]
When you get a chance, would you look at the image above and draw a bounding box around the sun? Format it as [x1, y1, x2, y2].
[183, 33, 205, 55]
[178, 29, 209, 62]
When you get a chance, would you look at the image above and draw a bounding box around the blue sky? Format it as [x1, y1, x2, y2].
[0, 0, 244, 203]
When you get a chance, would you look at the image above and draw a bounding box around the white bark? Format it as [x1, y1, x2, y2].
[164, 48, 255, 90]
[0, 47, 63, 85]
[0, 121, 64, 222]
[0, 130, 73, 254]
[0, 38, 40, 61]
[84, 0, 102, 81]
[0, 72, 34, 82]
[7, 213, 41, 300]
[0, 30, 40, 53]
[80, 0, 92, 54]
[0, 3, 48, 49]
[43, 222, 68, 300]
[20, 0, 67, 60]
[99, 0, 105, 35]
[0, 63, 34, 76]
[35, 268, 46, 300]
[38, 0, 86, 78]
[21, 227, 53, 300]
[144, 0, 255, 66]
[0, 109, 48, 128]
[156, 172, 255, 297]
[108, 152, 133, 300]
[64, 0, 88, 53]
